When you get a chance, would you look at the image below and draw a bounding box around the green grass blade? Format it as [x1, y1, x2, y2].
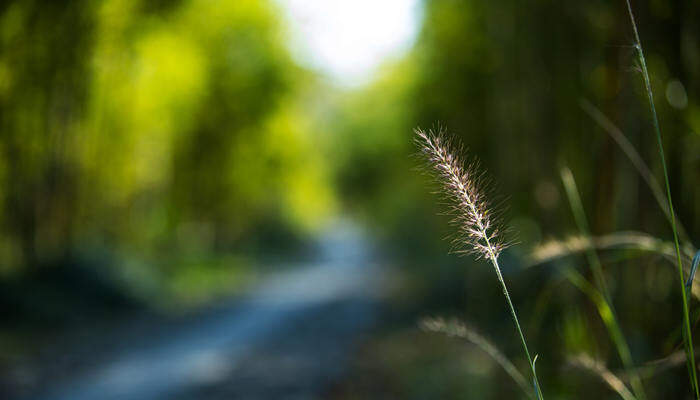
[623, 2, 699, 397]
[561, 167, 646, 400]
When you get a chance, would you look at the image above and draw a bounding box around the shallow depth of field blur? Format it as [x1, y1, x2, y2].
[1, 0, 700, 399]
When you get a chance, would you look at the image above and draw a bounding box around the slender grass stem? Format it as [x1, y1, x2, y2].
[623, 2, 699, 397]
[488, 240, 544, 400]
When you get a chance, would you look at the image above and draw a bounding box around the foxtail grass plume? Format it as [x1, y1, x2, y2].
[415, 128, 506, 260]
[415, 126, 543, 399]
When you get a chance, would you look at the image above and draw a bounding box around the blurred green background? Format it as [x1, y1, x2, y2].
[1, 0, 699, 399]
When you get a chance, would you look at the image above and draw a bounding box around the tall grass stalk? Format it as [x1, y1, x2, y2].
[561, 167, 646, 400]
[415, 128, 543, 399]
[624, 2, 699, 396]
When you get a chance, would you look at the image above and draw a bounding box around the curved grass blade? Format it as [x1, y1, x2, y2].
[528, 231, 695, 268]
[579, 99, 690, 243]
[685, 250, 700, 298]
[569, 354, 637, 400]
[421, 317, 535, 399]
[532, 355, 543, 400]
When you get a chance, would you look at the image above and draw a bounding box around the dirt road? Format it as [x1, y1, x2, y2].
[25, 224, 385, 400]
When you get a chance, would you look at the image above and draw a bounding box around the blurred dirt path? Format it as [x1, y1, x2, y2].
[26, 222, 387, 400]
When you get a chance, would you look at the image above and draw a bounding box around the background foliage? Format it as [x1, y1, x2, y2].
[1, 0, 700, 398]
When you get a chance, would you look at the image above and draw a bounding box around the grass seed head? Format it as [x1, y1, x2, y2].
[415, 127, 506, 260]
